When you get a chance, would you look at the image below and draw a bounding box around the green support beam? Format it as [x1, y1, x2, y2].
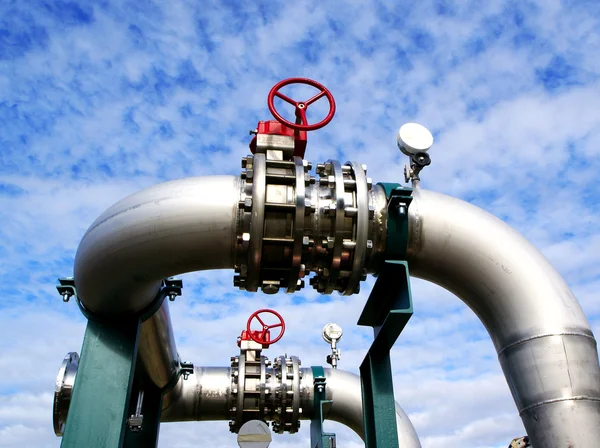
[360, 352, 398, 448]
[61, 318, 141, 448]
[310, 366, 336, 448]
[358, 261, 413, 448]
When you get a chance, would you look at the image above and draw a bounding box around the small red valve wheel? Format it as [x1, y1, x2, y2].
[246, 309, 286, 346]
[267, 78, 336, 132]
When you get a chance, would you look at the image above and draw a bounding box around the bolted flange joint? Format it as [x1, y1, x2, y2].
[234, 154, 388, 296]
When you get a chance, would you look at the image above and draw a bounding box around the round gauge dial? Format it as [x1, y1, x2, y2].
[322, 323, 343, 343]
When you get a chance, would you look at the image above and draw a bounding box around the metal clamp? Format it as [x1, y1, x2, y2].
[56, 278, 76, 302]
[180, 361, 194, 380]
[163, 277, 183, 302]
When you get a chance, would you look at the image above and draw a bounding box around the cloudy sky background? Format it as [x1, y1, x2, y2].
[1, 0, 600, 447]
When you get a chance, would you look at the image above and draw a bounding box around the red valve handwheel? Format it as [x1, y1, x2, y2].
[267, 78, 336, 132]
[246, 309, 286, 345]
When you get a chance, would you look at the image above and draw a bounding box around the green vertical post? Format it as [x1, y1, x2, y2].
[310, 366, 336, 448]
[61, 318, 141, 448]
[360, 351, 398, 447]
[358, 261, 413, 448]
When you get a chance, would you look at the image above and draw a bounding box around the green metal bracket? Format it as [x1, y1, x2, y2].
[358, 261, 413, 448]
[358, 260, 413, 351]
[310, 366, 336, 448]
[377, 182, 403, 199]
[377, 183, 413, 261]
[61, 318, 142, 448]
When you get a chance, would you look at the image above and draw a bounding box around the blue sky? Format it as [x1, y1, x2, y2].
[1, 1, 600, 447]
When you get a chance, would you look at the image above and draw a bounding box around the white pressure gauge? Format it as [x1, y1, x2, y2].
[397, 122, 434, 155]
[322, 323, 343, 344]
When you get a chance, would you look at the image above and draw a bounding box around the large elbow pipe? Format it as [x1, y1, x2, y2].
[73, 176, 240, 387]
[407, 187, 600, 447]
[74, 175, 240, 316]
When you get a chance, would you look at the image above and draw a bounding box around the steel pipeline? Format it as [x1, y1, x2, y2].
[72, 173, 600, 446]
[161, 366, 421, 447]
[406, 187, 600, 447]
[74, 175, 240, 388]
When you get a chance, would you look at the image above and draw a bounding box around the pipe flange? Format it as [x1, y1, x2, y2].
[247, 153, 266, 292]
[287, 157, 308, 292]
[271, 355, 302, 434]
[229, 355, 239, 432]
[53, 352, 79, 436]
[235, 155, 315, 294]
[229, 353, 270, 433]
[345, 162, 370, 294]
[235, 154, 382, 296]
[311, 161, 372, 294]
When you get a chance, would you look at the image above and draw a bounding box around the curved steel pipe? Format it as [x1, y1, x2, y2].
[407, 187, 600, 447]
[138, 301, 179, 389]
[74, 175, 240, 316]
[73, 175, 239, 389]
[307, 368, 421, 447]
[161, 366, 232, 422]
[161, 367, 421, 447]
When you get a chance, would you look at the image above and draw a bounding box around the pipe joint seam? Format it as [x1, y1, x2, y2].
[498, 332, 596, 356]
[519, 395, 600, 415]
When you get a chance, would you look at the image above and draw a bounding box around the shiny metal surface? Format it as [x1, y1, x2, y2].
[407, 187, 600, 447]
[327, 160, 346, 292]
[236, 156, 384, 296]
[162, 366, 421, 446]
[247, 153, 266, 292]
[234, 353, 247, 430]
[347, 161, 369, 293]
[289, 157, 307, 292]
[53, 352, 79, 436]
[270, 355, 302, 433]
[365, 184, 388, 272]
[229, 351, 302, 434]
[138, 301, 179, 389]
[74, 175, 240, 316]
[236, 155, 315, 294]
[162, 366, 232, 422]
